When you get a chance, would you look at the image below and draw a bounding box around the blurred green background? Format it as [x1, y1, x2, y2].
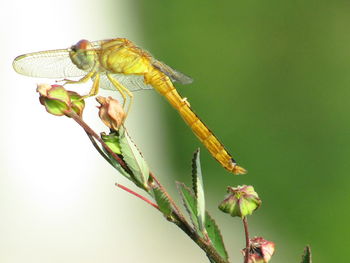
[137, 1, 350, 262]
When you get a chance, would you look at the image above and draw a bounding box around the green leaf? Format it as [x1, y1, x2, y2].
[176, 182, 201, 233]
[301, 245, 312, 263]
[191, 148, 206, 232]
[101, 133, 122, 154]
[119, 129, 149, 188]
[177, 182, 228, 260]
[153, 187, 172, 218]
[100, 132, 130, 179]
[106, 151, 131, 179]
[205, 212, 229, 260]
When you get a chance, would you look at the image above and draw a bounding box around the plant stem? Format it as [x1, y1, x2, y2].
[149, 173, 229, 263]
[86, 132, 115, 166]
[149, 172, 184, 217]
[69, 112, 132, 174]
[243, 217, 250, 263]
[69, 112, 229, 263]
[116, 183, 159, 209]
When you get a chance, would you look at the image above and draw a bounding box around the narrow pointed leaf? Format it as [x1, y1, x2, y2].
[205, 212, 229, 260]
[191, 148, 206, 232]
[119, 130, 149, 188]
[176, 182, 201, 234]
[301, 245, 312, 263]
[177, 182, 228, 260]
[153, 187, 172, 218]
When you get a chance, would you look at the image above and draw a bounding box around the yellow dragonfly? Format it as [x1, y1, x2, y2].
[13, 38, 246, 175]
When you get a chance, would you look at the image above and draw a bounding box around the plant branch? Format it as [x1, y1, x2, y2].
[149, 173, 229, 263]
[149, 172, 184, 218]
[69, 112, 229, 263]
[68, 112, 132, 174]
[86, 132, 115, 166]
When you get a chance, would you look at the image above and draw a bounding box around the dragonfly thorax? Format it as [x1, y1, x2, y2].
[69, 39, 98, 72]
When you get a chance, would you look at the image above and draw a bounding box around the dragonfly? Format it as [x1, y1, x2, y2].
[13, 38, 246, 175]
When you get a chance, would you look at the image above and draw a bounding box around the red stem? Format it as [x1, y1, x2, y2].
[243, 217, 250, 263]
[116, 183, 159, 210]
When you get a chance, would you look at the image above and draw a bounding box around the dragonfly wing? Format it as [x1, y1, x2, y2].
[152, 59, 193, 85]
[13, 49, 87, 78]
[89, 39, 114, 49]
[96, 73, 153, 92]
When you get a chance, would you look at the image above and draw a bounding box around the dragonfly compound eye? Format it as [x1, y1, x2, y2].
[70, 45, 77, 52]
[69, 40, 96, 71]
[75, 39, 90, 50]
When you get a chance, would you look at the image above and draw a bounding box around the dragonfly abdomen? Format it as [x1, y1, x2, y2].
[152, 77, 246, 175]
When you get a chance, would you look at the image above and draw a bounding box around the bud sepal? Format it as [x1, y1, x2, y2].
[219, 185, 261, 218]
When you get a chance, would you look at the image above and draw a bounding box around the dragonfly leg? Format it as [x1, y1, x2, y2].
[106, 75, 127, 108]
[55, 79, 67, 84]
[62, 71, 95, 86]
[55, 71, 99, 99]
[79, 73, 101, 99]
[87, 73, 100, 97]
[106, 74, 134, 119]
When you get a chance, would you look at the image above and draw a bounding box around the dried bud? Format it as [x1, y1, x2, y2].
[218, 185, 261, 218]
[97, 96, 126, 131]
[37, 84, 85, 117]
[242, 237, 275, 263]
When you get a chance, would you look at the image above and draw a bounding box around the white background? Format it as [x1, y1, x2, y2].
[0, 0, 209, 262]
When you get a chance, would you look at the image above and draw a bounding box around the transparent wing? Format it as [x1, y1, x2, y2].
[12, 49, 87, 78]
[96, 73, 153, 92]
[152, 59, 193, 85]
[89, 39, 111, 49]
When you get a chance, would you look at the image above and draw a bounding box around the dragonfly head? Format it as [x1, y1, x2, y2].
[69, 39, 97, 71]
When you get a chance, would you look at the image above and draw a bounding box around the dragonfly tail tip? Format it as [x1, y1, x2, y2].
[232, 165, 247, 175]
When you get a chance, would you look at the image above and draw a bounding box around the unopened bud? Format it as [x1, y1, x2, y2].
[68, 91, 85, 117]
[37, 84, 85, 117]
[97, 96, 126, 131]
[242, 237, 275, 263]
[219, 185, 261, 218]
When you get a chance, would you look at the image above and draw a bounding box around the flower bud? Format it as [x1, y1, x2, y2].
[96, 96, 126, 131]
[68, 91, 85, 117]
[242, 237, 275, 263]
[218, 185, 261, 218]
[37, 84, 85, 117]
[37, 84, 71, 116]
